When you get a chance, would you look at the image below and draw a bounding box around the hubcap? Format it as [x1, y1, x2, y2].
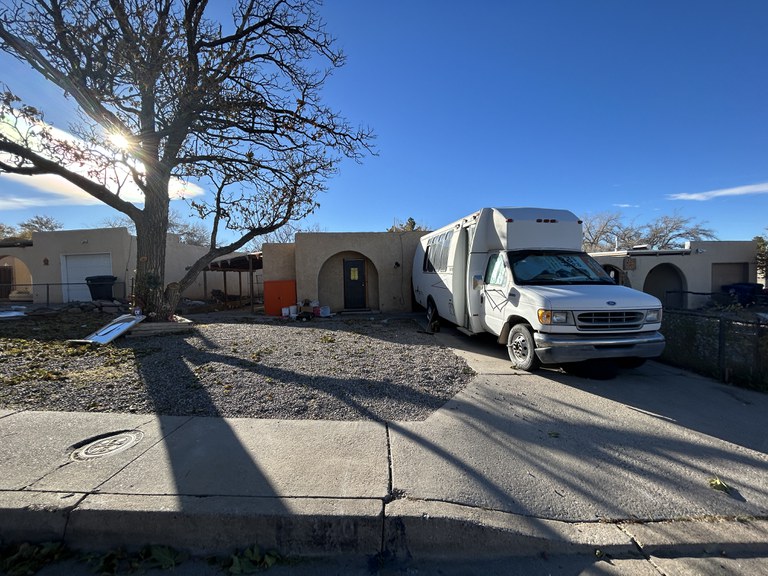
[511, 334, 528, 360]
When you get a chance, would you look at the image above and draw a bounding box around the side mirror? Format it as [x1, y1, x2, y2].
[472, 274, 484, 290]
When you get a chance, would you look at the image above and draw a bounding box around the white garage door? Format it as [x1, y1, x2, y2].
[62, 253, 113, 302]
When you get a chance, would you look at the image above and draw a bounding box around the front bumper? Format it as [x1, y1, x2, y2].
[533, 331, 665, 364]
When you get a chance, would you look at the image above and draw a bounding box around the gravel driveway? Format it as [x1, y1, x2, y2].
[0, 313, 473, 421]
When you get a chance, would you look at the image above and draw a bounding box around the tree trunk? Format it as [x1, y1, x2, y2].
[133, 177, 171, 320]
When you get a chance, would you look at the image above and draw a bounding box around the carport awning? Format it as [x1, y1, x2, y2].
[204, 253, 263, 272]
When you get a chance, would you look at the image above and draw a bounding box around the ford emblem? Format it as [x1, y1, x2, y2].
[606, 301, 616, 306]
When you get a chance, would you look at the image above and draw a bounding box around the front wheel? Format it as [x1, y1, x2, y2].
[618, 357, 646, 369]
[507, 324, 540, 371]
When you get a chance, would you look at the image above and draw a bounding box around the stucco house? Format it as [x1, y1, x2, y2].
[0, 227, 251, 306]
[592, 240, 759, 309]
[261, 231, 426, 316]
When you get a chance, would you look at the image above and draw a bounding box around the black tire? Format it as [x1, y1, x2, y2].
[426, 300, 440, 332]
[507, 324, 540, 371]
[562, 360, 618, 380]
[618, 357, 646, 369]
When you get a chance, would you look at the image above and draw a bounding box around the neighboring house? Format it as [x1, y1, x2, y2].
[591, 240, 759, 309]
[261, 231, 426, 315]
[0, 227, 246, 305]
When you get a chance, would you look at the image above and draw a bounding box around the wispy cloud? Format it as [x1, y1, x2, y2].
[0, 169, 204, 209]
[613, 203, 640, 208]
[667, 182, 768, 201]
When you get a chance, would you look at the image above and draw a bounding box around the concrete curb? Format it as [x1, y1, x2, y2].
[621, 518, 768, 557]
[6, 490, 766, 561]
[1, 491, 383, 557]
[382, 499, 636, 559]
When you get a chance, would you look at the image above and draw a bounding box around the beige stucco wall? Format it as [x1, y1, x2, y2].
[262, 243, 297, 281]
[0, 228, 236, 304]
[592, 240, 758, 309]
[293, 231, 426, 313]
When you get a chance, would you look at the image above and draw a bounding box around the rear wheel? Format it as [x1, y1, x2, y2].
[507, 324, 540, 371]
[426, 299, 440, 332]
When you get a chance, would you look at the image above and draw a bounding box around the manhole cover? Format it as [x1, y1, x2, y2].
[70, 430, 144, 461]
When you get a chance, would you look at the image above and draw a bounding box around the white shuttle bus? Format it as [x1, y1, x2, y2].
[412, 207, 665, 371]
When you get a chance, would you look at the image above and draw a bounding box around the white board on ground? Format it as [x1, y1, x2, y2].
[67, 314, 146, 345]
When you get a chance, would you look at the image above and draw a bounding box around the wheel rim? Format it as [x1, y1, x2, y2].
[510, 333, 529, 362]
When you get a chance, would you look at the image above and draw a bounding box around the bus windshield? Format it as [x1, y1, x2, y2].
[507, 250, 615, 286]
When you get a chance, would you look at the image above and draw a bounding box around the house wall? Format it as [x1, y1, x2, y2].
[262, 243, 297, 281]
[0, 228, 232, 304]
[293, 231, 426, 313]
[592, 240, 758, 309]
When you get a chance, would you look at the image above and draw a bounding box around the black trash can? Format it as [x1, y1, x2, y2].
[722, 282, 764, 305]
[85, 275, 117, 300]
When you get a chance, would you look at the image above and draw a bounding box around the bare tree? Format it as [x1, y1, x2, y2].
[0, 214, 62, 239]
[17, 214, 63, 238]
[639, 212, 717, 249]
[0, 222, 18, 239]
[0, 0, 372, 317]
[581, 212, 624, 252]
[247, 221, 324, 251]
[582, 211, 717, 251]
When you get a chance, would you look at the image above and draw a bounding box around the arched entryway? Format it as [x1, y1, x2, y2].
[644, 263, 686, 308]
[318, 251, 379, 311]
[0, 255, 33, 301]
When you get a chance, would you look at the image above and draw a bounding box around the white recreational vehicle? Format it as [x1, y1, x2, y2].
[412, 207, 665, 371]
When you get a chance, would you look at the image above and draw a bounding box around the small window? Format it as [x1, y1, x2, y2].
[484, 253, 507, 286]
[423, 245, 435, 272]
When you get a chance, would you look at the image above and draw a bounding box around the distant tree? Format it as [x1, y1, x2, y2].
[582, 211, 717, 251]
[16, 214, 63, 238]
[247, 221, 325, 252]
[582, 212, 623, 252]
[387, 217, 429, 232]
[172, 220, 209, 247]
[755, 232, 767, 281]
[0, 222, 17, 238]
[640, 212, 717, 249]
[101, 209, 209, 247]
[0, 0, 372, 318]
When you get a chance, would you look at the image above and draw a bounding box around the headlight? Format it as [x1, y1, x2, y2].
[537, 309, 572, 325]
[645, 309, 662, 323]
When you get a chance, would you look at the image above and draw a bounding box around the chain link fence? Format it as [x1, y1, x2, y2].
[661, 309, 768, 391]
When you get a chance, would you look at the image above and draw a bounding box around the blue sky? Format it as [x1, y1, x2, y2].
[1, 0, 767, 241]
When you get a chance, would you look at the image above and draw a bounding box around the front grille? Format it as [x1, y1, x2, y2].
[576, 311, 644, 330]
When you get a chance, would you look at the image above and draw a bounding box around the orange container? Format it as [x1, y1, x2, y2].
[263, 280, 297, 316]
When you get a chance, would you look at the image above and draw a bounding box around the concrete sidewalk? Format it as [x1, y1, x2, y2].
[2, 325, 768, 573]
